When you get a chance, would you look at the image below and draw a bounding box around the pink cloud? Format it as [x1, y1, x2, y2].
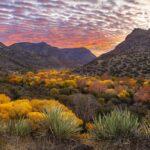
[0, 0, 149, 56]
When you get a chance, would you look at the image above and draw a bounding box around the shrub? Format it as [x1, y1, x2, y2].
[91, 109, 139, 140]
[88, 81, 107, 96]
[98, 101, 115, 115]
[10, 87, 21, 100]
[27, 112, 45, 130]
[59, 87, 72, 95]
[68, 94, 100, 122]
[50, 88, 59, 97]
[128, 78, 137, 87]
[100, 92, 117, 101]
[11, 100, 32, 118]
[86, 123, 94, 130]
[111, 97, 121, 105]
[118, 89, 130, 99]
[57, 94, 71, 105]
[0, 103, 13, 120]
[59, 87, 79, 95]
[43, 107, 82, 140]
[0, 99, 33, 120]
[45, 79, 57, 88]
[77, 133, 92, 140]
[31, 99, 48, 112]
[30, 99, 69, 112]
[100, 80, 114, 87]
[97, 98, 105, 105]
[143, 80, 150, 86]
[76, 78, 88, 89]
[105, 89, 117, 96]
[9, 74, 23, 84]
[61, 80, 77, 88]
[117, 89, 133, 104]
[0, 94, 11, 104]
[134, 86, 150, 103]
[76, 78, 92, 91]
[28, 112, 45, 123]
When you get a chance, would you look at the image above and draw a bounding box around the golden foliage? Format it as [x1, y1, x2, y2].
[0, 103, 13, 120]
[99, 80, 114, 86]
[86, 123, 94, 130]
[9, 74, 23, 84]
[76, 133, 92, 139]
[143, 80, 150, 86]
[50, 88, 59, 96]
[0, 94, 11, 104]
[0, 95, 83, 131]
[11, 100, 32, 118]
[27, 112, 45, 130]
[105, 89, 117, 95]
[89, 81, 107, 94]
[28, 112, 45, 122]
[118, 89, 130, 99]
[30, 99, 68, 112]
[61, 111, 83, 126]
[6, 69, 150, 104]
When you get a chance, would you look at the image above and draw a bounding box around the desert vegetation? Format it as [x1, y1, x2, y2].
[0, 70, 149, 149]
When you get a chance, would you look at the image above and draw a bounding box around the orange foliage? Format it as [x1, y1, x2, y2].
[0, 94, 11, 104]
[134, 86, 150, 102]
[89, 81, 107, 94]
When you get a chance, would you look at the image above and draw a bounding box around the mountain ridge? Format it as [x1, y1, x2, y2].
[75, 28, 150, 77]
[0, 42, 96, 73]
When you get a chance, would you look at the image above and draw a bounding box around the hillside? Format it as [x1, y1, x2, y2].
[0, 42, 96, 73]
[75, 28, 150, 77]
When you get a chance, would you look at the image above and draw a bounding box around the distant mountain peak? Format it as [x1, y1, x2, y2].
[0, 42, 6, 48]
[132, 28, 147, 32]
[132, 28, 150, 33]
[126, 28, 150, 40]
[33, 42, 49, 46]
[75, 28, 150, 77]
[0, 41, 96, 73]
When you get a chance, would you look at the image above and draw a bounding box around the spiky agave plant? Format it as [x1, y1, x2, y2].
[43, 106, 82, 140]
[91, 108, 139, 140]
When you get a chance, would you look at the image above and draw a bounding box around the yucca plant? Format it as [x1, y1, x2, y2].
[0, 120, 6, 134]
[7, 119, 31, 137]
[14, 119, 31, 137]
[91, 108, 139, 140]
[138, 118, 150, 138]
[43, 107, 82, 140]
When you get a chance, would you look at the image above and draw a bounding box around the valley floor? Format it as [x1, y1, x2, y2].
[0, 70, 149, 150]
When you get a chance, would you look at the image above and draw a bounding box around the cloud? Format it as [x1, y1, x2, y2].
[0, 0, 149, 56]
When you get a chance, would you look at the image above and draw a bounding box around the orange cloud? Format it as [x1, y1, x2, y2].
[0, 0, 149, 56]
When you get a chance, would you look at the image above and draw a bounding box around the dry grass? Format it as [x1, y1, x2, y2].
[0, 136, 149, 150]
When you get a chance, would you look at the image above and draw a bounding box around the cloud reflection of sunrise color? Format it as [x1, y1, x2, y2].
[0, 0, 150, 56]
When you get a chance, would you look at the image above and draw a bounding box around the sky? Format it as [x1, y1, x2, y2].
[0, 0, 150, 56]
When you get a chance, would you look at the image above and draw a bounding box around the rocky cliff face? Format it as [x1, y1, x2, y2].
[0, 42, 96, 73]
[75, 28, 150, 77]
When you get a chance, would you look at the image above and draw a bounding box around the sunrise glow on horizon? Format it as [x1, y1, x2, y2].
[0, 0, 150, 56]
